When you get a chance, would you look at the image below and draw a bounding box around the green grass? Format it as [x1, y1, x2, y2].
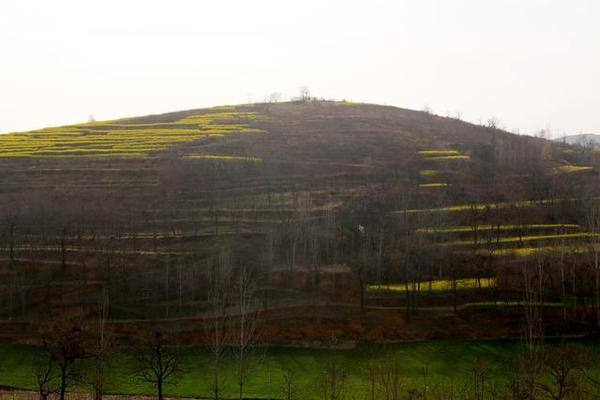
[417, 224, 579, 234]
[0, 111, 267, 159]
[0, 340, 599, 399]
[368, 278, 495, 294]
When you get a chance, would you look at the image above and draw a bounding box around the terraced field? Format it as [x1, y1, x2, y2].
[368, 277, 496, 294]
[401, 144, 599, 272]
[0, 108, 266, 158]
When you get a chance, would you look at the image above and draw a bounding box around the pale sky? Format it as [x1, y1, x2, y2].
[1, 0, 599, 137]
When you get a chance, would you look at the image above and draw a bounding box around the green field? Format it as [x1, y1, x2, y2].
[0, 340, 598, 399]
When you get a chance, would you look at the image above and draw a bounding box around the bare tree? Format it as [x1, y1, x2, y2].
[471, 357, 491, 400]
[280, 363, 298, 400]
[133, 329, 184, 400]
[299, 85, 311, 102]
[318, 358, 347, 400]
[522, 255, 544, 356]
[206, 252, 233, 400]
[89, 290, 112, 400]
[40, 316, 88, 400]
[538, 345, 586, 400]
[35, 351, 58, 400]
[378, 359, 402, 400]
[265, 92, 282, 103]
[234, 264, 261, 400]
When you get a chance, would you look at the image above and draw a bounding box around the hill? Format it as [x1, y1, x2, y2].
[0, 100, 599, 344]
[556, 133, 600, 146]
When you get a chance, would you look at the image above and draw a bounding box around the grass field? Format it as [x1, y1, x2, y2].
[0, 340, 598, 399]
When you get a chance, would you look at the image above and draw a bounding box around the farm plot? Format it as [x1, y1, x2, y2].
[368, 278, 496, 294]
[415, 149, 463, 189]
[0, 110, 267, 158]
[420, 169, 441, 176]
[183, 154, 262, 161]
[418, 149, 470, 161]
[399, 198, 568, 214]
[553, 164, 592, 174]
[445, 232, 598, 247]
[417, 224, 580, 234]
[418, 183, 449, 188]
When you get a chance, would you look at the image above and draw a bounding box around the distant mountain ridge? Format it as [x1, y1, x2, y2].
[556, 133, 600, 146]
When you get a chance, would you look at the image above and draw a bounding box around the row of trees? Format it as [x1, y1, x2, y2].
[32, 251, 261, 400]
[33, 329, 600, 400]
[318, 344, 600, 400]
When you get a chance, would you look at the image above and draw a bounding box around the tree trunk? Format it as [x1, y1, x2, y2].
[404, 281, 411, 321]
[560, 254, 567, 321]
[165, 261, 170, 318]
[359, 276, 365, 312]
[60, 369, 67, 400]
[595, 255, 600, 329]
[452, 274, 457, 313]
[94, 365, 104, 400]
[61, 228, 67, 275]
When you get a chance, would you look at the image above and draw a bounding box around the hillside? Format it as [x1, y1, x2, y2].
[0, 100, 599, 343]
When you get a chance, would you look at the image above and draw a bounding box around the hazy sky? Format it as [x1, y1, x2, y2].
[1, 0, 599, 137]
